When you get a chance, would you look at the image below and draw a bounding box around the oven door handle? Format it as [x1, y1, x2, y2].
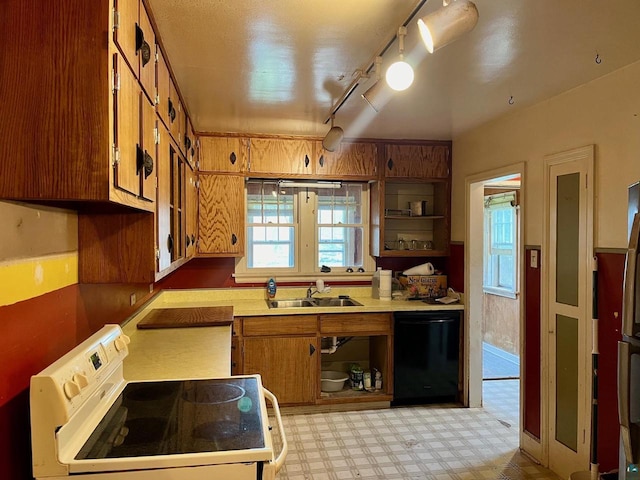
[263, 387, 288, 474]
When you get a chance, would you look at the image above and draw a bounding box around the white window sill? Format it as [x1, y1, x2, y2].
[233, 272, 374, 284]
[482, 286, 517, 299]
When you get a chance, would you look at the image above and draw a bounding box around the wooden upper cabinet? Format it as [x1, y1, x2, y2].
[198, 174, 244, 256]
[185, 118, 197, 167]
[113, 53, 141, 198]
[156, 47, 171, 129]
[140, 95, 157, 202]
[185, 164, 198, 259]
[314, 141, 377, 179]
[384, 144, 451, 179]
[248, 138, 314, 176]
[137, 3, 155, 102]
[168, 78, 184, 148]
[113, 0, 139, 74]
[199, 136, 247, 173]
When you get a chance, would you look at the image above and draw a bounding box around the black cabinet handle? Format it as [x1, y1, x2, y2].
[387, 158, 394, 170]
[230, 151, 237, 165]
[309, 344, 316, 356]
[319, 155, 324, 168]
[168, 99, 176, 122]
[304, 154, 309, 168]
[231, 233, 237, 245]
[136, 146, 154, 179]
[184, 136, 192, 150]
[186, 235, 191, 247]
[191, 234, 196, 244]
[167, 234, 174, 253]
[135, 25, 151, 67]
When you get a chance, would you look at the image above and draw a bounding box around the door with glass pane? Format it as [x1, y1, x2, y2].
[546, 147, 593, 478]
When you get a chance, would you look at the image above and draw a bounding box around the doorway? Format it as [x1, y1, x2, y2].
[482, 177, 521, 384]
[465, 162, 525, 453]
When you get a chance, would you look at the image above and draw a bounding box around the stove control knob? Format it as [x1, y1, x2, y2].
[73, 373, 89, 389]
[115, 334, 131, 352]
[63, 380, 81, 400]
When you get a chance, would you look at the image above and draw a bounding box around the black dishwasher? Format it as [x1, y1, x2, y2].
[392, 310, 461, 405]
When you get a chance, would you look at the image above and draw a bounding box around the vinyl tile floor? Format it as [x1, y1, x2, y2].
[271, 380, 561, 480]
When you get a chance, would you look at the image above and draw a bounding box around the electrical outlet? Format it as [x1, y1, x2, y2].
[530, 250, 538, 269]
[130, 293, 137, 306]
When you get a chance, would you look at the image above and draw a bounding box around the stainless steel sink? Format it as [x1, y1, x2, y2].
[266, 297, 363, 309]
[314, 297, 363, 307]
[267, 299, 316, 308]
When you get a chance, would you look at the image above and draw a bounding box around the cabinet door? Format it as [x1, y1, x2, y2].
[140, 95, 157, 202]
[113, 53, 141, 197]
[156, 47, 171, 128]
[198, 175, 244, 255]
[199, 136, 247, 172]
[156, 124, 172, 272]
[169, 78, 184, 148]
[243, 336, 318, 405]
[185, 164, 197, 258]
[248, 138, 313, 175]
[113, 0, 138, 74]
[185, 118, 196, 167]
[314, 141, 377, 179]
[138, 3, 155, 102]
[385, 144, 450, 179]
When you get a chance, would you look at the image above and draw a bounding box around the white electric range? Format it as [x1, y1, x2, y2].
[30, 325, 287, 479]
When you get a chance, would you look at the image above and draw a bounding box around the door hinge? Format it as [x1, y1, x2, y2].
[155, 94, 160, 106]
[155, 247, 160, 260]
[154, 127, 159, 145]
[195, 180, 200, 189]
[112, 9, 120, 30]
[155, 51, 159, 62]
[112, 145, 120, 167]
[155, 176, 158, 188]
[112, 70, 120, 93]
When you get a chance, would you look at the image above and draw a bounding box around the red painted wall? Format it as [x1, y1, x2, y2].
[524, 248, 542, 440]
[595, 252, 625, 472]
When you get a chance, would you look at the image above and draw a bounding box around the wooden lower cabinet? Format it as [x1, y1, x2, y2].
[236, 313, 393, 407]
[243, 336, 318, 405]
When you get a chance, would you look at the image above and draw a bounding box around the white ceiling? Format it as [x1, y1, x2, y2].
[148, 0, 640, 141]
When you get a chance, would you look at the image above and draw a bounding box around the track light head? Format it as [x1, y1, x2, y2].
[418, 0, 479, 53]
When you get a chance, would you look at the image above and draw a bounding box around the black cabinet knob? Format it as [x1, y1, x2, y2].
[319, 155, 324, 168]
[304, 155, 309, 168]
[387, 158, 394, 170]
[231, 233, 238, 245]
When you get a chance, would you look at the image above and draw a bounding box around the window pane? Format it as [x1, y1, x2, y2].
[497, 254, 514, 289]
[248, 226, 294, 268]
[318, 226, 363, 267]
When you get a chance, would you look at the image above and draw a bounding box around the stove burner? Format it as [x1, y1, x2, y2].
[124, 383, 177, 402]
[182, 383, 246, 405]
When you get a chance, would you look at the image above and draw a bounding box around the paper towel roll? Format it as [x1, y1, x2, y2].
[380, 270, 392, 300]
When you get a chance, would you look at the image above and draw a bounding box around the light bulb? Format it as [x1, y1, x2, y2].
[385, 60, 414, 91]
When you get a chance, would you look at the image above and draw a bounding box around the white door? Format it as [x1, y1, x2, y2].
[546, 146, 594, 479]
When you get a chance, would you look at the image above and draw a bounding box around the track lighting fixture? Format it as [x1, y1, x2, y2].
[322, 115, 344, 152]
[385, 26, 414, 91]
[362, 56, 391, 112]
[417, 0, 479, 53]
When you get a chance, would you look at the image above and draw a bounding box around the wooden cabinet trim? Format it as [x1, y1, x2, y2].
[243, 315, 318, 336]
[320, 313, 392, 335]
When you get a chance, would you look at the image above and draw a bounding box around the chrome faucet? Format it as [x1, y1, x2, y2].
[306, 284, 317, 299]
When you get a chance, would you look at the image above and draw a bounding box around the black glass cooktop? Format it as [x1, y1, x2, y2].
[75, 377, 265, 460]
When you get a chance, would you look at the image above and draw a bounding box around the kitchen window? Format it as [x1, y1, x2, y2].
[235, 180, 375, 281]
[483, 192, 518, 298]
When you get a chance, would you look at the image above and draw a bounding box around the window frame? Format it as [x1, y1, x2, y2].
[234, 180, 376, 282]
[483, 192, 519, 299]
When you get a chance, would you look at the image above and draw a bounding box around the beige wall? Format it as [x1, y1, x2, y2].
[451, 60, 640, 248]
[0, 200, 78, 306]
[483, 293, 519, 356]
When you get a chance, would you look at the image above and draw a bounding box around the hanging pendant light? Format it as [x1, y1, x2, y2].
[417, 0, 479, 54]
[385, 26, 414, 92]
